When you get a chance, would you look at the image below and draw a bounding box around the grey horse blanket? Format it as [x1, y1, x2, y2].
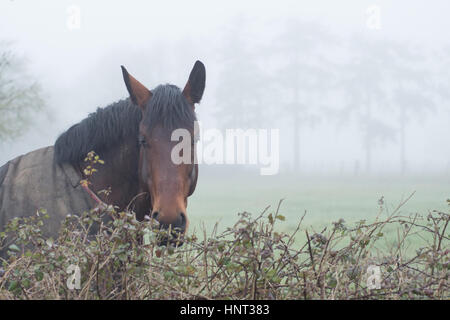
[0, 146, 95, 240]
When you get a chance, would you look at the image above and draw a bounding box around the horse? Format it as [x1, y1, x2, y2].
[0, 60, 206, 251]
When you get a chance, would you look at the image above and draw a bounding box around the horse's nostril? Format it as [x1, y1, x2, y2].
[179, 212, 186, 227]
[174, 212, 186, 230]
[152, 212, 186, 234]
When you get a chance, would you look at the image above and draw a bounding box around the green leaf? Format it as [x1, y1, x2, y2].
[8, 280, 18, 292]
[266, 269, 277, 279]
[35, 270, 44, 282]
[328, 278, 337, 288]
[8, 244, 20, 252]
[46, 238, 54, 247]
[22, 279, 31, 289]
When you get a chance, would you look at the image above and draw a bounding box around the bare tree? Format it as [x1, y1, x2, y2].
[0, 43, 45, 142]
[214, 16, 271, 130]
[271, 20, 336, 172]
[341, 37, 438, 174]
[340, 37, 417, 174]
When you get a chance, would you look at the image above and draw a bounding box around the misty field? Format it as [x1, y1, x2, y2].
[188, 171, 450, 249]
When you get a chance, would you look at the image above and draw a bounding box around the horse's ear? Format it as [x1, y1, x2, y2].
[121, 66, 152, 110]
[183, 60, 206, 105]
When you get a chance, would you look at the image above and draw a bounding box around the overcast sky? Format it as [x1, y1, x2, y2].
[1, 0, 449, 174]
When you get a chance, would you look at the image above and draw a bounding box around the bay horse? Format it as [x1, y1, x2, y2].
[0, 61, 205, 249]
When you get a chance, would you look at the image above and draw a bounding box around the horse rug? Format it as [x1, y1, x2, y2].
[0, 146, 95, 239]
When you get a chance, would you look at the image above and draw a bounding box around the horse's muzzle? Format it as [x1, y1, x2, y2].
[152, 211, 187, 234]
[151, 211, 187, 247]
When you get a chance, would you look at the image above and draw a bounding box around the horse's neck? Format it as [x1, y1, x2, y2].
[84, 139, 140, 210]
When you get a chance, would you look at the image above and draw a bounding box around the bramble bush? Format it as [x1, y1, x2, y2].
[0, 198, 448, 300]
[0, 153, 448, 299]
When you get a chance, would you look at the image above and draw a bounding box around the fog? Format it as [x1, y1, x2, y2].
[1, 0, 449, 177]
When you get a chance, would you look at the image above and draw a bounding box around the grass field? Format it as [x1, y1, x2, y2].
[188, 170, 449, 250]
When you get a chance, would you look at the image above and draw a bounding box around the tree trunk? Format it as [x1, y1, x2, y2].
[292, 54, 301, 173]
[400, 105, 406, 176]
[292, 78, 301, 173]
[293, 108, 300, 172]
[364, 102, 372, 174]
[365, 133, 371, 174]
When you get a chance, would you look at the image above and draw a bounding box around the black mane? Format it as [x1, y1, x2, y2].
[54, 98, 141, 165]
[54, 84, 196, 165]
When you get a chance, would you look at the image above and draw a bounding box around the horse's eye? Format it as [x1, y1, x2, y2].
[138, 136, 147, 147]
